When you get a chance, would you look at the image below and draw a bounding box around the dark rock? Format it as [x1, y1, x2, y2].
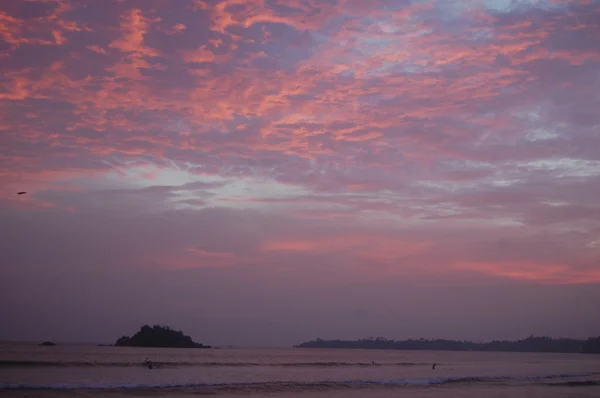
[39, 341, 56, 346]
[115, 325, 210, 348]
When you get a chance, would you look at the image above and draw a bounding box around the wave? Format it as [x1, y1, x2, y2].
[0, 360, 425, 368]
[545, 380, 600, 387]
[2, 373, 598, 392]
[0, 379, 477, 391]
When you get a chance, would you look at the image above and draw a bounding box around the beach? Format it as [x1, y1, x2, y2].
[1, 342, 599, 397]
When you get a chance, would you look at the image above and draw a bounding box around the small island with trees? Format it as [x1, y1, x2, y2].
[115, 325, 211, 348]
[295, 335, 600, 354]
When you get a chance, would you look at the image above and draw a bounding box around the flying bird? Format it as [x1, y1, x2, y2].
[17, 192, 27, 195]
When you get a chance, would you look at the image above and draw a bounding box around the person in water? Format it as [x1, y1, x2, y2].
[143, 358, 153, 369]
[432, 363, 437, 370]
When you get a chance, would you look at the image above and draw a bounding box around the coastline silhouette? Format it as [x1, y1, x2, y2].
[295, 336, 599, 354]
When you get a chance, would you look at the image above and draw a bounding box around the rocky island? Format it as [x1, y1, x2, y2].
[39, 341, 56, 346]
[115, 325, 211, 348]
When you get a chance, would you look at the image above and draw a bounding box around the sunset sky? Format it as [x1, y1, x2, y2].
[1, 0, 599, 346]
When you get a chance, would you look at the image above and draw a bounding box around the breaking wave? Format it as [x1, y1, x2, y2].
[2, 372, 598, 393]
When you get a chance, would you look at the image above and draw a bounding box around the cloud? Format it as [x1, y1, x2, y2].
[1, 0, 600, 345]
[454, 261, 600, 284]
[166, 23, 186, 35]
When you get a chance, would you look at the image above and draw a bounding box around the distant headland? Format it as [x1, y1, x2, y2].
[582, 337, 600, 354]
[295, 335, 600, 354]
[115, 325, 211, 348]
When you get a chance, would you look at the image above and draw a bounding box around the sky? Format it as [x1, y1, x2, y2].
[1, 0, 599, 347]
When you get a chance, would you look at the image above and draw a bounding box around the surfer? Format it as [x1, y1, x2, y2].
[432, 363, 436, 370]
[143, 358, 153, 369]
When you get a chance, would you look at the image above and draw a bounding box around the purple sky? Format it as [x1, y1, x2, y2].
[1, 0, 599, 346]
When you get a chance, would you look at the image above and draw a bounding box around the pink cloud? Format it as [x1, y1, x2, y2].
[86, 45, 107, 55]
[187, 247, 235, 259]
[109, 8, 160, 56]
[166, 23, 186, 35]
[1, 0, 600, 344]
[454, 261, 600, 284]
[261, 235, 430, 265]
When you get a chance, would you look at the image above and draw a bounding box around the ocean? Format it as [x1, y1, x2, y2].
[1, 342, 599, 397]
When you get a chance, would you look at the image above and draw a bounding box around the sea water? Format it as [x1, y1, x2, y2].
[1, 342, 599, 397]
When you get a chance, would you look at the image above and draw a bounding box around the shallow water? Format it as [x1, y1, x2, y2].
[1, 342, 599, 397]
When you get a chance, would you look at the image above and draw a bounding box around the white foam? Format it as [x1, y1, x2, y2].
[2, 372, 597, 391]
